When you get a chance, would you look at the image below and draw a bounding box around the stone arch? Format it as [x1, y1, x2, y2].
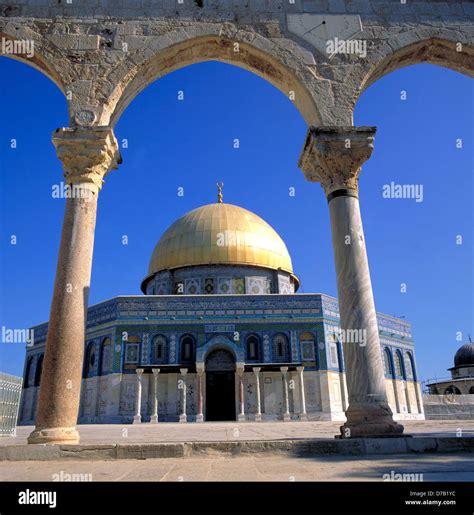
[355, 37, 474, 109]
[0, 33, 66, 94]
[83, 341, 95, 378]
[104, 33, 322, 127]
[383, 347, 395, 379]
[98, 337, 112, 375]
[405, 351, 417, 382]
[198, 334, 242, 363]
[445, 385, 461, 395]
[394, 349, 406, 380]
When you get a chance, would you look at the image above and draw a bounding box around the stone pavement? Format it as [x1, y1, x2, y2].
[2, 453, 474, 482]
[4, 420, 474, 446]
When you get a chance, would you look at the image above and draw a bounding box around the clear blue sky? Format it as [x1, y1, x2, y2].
[0, 56, 472, 385]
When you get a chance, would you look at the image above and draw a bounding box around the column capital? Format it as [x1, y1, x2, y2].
[52, 127, 122, 192]
[196, 363, 205, 374]
[252, 367, 261, 374]
[298, 126, 376, 198]
[280, 366, 289, 374]
[136, 368, 144, 376]
[296, 366, 304, 373]
[152, 368, 160, 376]
[180, 368, 188, 376]
[236, 362, 245, 375]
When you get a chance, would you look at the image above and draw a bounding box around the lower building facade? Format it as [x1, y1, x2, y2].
[19, 293, 424, 425]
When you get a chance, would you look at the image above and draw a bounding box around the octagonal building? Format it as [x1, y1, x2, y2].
[19, 196, 424, 424]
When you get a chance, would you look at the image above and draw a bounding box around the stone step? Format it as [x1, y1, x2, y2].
[1, 436, 473, 461]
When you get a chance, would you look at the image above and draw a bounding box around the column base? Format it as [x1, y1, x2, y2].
[27, 426, 80, 445]
[132, 415, 142, 424]
[196, 414, 204, 423]
[237, 414, 246, 422]
[339, 403, 404, 438]
[150, 415, 158, 424]
[254, 413, 262, 422]
[283, 413, 291, 422]
[299, 413, 308, 421]
[179, 414, 187, 423]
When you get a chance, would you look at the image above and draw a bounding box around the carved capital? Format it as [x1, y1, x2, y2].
[298, 126, 376, 197]
[52, 127, 122, 192]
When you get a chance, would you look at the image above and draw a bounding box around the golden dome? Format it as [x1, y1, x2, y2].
[144, 202, 298, 285]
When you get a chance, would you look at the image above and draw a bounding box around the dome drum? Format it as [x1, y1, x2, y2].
[143, 264, 297, 295]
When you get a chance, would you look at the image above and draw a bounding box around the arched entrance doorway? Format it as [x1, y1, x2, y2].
[205, 349, 236, 421]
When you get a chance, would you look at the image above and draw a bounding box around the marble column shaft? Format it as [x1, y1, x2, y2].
[298, 126, 403, 437]
[28, 128, 121, 445]
[196, 365, 204, 423]
[179, 368, 187, 423]
[296, 366, 307, 420]
[237, 364, 245, 422]
[281, 367, 290, 421]
[133, 369, 144, 424]
[151, 369, 160, 423]
[253, 367, 262, 422]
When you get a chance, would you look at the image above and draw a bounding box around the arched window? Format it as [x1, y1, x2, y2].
[24, 356, 34, 388]
[445, 385, 461, 395]
[383, 348, 394, 378]
[394, 350, 405, 379]
[405, 351, 416, 381]
[469, 386, 474, 394]
[273, 334, 289, 362]
[84, 342, 95, 378]
[246, 335, 260, 361]
[152, 335, 167, 364]
[34, 354, 44, 387]
[99, 337, 112, 375]
[180, 335, 195, 362]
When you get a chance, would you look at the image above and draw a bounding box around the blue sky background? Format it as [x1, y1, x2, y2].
[0, 56, 472, 385]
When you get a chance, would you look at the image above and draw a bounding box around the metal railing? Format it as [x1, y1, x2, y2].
[0, 372, 23, 436]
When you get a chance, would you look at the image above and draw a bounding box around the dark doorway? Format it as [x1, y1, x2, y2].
[206, 371, 235, 421]
[205, 348, 236, 421]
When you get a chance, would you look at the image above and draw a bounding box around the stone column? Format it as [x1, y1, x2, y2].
[196, 363, 204, 423]
[281, 367, 291, 421]
[253, 367, 262, 422]
[150, 369, 160, 424]
[298, 126, 403, 438]
[296, 366, 307, 421]
[237, 363, 245, 422]
[179, 368, 187, 423]
[28, 128, 121, 445]
[133, 368, 144, 424]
